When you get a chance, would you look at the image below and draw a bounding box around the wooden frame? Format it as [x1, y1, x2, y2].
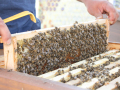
[0, 19, 109, 71]
[0, 55, 4, 68]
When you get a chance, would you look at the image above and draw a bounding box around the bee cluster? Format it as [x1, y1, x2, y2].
[39, 50, 120, 90]
[68, 62, 120, 90]
[16, 22, 107, 76]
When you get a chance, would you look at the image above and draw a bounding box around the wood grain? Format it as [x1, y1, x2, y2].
[4, 37, 17, 71]
[0, 68, 84, 90]
[108, 42, 120, 50]
[97, 76, 120, 90]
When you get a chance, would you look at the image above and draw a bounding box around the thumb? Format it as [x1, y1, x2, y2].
[0, 17, 11, 45]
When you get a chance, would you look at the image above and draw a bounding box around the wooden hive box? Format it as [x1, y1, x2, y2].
[0, 19, 120, 90]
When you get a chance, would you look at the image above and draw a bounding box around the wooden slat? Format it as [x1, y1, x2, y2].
[108, 42, 120, 50]
[0, 55, 4, 68]
[4, 37, 17, 71]
[78, 67, 120, 89]
[111, 52, 120, 59]
[66, 60, 120, 87]
[105, 60, 120, 69]
[51, 68, 84, 82]
[78, 78, 99, 89]
[109, 67, 120, 75]
[97, 76, 120, 90]
[65, 78, 81, 86]
[0, 68, 84, 90]
[0, 63, 4, 67]
[50, 57, 113, 82]
[90, 49, 119, 61]
[93, 58, 109, 67]
[39, 60, 87, 79]
[0, 55, 4, 62]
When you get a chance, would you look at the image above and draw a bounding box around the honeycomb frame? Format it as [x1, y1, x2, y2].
[0, 19, 109, 72]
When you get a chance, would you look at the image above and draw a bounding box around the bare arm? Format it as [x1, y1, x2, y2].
[78, 0, 119, 25]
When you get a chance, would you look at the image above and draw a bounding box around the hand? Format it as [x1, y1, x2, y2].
[82, 0, 119, 25]
[0, 17, 11, 45]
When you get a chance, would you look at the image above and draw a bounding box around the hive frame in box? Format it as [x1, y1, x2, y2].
[0, 19, 109, 71]
[1, 19, 120, 90]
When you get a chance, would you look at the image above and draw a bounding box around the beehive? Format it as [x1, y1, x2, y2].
[3, 19, 120, 90]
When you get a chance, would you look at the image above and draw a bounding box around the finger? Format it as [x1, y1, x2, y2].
[0, 17, 11, 45]
[113, 12, 120, 25]
[94, 9, 103, 19]
[104, 3, 117, 25]
[109, 11, 116, 25]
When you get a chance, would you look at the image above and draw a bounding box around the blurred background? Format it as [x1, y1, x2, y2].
[35, 0, 120, 29]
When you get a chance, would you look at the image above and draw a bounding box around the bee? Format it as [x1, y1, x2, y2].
[23, 39, 27, 43]
[61, 78, 65, 83]
[7, 69, 13, 72]
[116, 82, 120, 89]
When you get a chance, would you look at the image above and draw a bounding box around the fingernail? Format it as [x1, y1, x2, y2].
[96, 16, 103, 19]
[110, 21, 114, 25]
[6, 39, 11, 45]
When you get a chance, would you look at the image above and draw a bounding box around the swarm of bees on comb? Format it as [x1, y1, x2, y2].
[39, 50, 120, 90]
[16, 22, 108, 76]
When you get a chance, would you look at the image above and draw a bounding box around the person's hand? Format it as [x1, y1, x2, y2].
[81, 0, 119, 25]
[0, 17, 11, 45]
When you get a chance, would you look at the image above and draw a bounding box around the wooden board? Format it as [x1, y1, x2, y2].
[108, 42, 120, 50]
[0, 19, 109, 71]
[0, 68, 84, 90]
[97, 76, 120, 90]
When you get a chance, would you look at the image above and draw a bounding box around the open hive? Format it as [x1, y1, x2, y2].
[2, 19, 120, 90]
[39, 49, 120, 90]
